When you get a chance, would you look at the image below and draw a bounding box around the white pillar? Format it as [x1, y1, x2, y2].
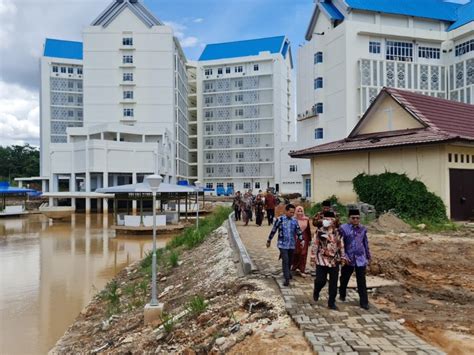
[18, 181, 23, 188]
[132, 172, 137, 213]
[85, 172, 91, 213]
[70, 173, 76, 209]
[42, 180, 47, 192]
[103, 171, 109, 213]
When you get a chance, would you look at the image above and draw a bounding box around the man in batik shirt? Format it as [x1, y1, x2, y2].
[266, 204, 304, 286]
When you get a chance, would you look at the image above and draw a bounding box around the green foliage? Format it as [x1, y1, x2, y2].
[0, 144, 39, 183]
[187, 295, 207, 317]
[306, 195, 348, 223]
[167, 206, 232, 250]
[99, 280, 121, 316]
[160, 312, 175, 333]
[352, 172, 448, 223]
[168, 250, 179, 267]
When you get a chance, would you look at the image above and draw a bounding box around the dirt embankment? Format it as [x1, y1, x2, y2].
[50, 225, 311, 354]
[368, 228, 474, 354]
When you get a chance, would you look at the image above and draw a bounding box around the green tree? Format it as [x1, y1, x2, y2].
[0, 144, 40, 183]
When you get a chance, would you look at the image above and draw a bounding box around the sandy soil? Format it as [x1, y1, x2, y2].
[368, 228, 474, 354]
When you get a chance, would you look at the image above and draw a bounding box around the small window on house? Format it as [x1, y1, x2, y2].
[205, 138, 213, 146]
[77, 67, 83, 75]
[123, 55, 133, 64]
[217, 68, 223, 74]
[52, 66, 58, 73]
[289, 165, 297, 172]
[467, 155, 470, 164]
[254, 64, 259, 71]
[77, 82, 83, 89]
[205, 124, 214, 132]
[227, 182, 234, 188]
[68, 81, 74, 88]
[235, 166, 244, 173]
[68, 110, 74, 117]
[316, 103, 323, 114]
[418, 47, 440, 60]
[236, 152, 244, 159]
[206, 167, 214, 174]
[235, 137, 244, 145]
[122, 37, 133, 46]
[204, 68, 213, 76]
[68, 96, 74, 103]
[123, 73, 133, 81]
[206, 182, 214, 189]
[205, 96, 213, 104]
[461, 154, 464, 163]
[234, 80, 243, 88]
[68, 67, 74, 74]
[369, 41, 381, 54]
[123, 108, 134, 117]
[314, 77, 323, 89]
[314, 52, 323, 64]
[315, 128, 324, 139]
[448, 153, 452, 162]
[225, 67, 231, 74]
[205, 111, 214, 118]
[123, 91, 134, 100]
[78, 110, 83, 118]
[235, 94, 243, 102]
[216, 182, 224, 188]
[235, 108, 243, 116]
[255, 182, 260, 189]
[243, 182, 251, 189]
[77, 96, 83, 104]
[235, 123, 244, 130]
[205, 153, 214, 160]
[204, 82, 213, 91]
[454, 154, 458, 163]
[60, 67, 66, 73]
[235, 66, 243, 73]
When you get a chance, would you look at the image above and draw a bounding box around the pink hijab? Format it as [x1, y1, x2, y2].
[295, 206, 309, 231]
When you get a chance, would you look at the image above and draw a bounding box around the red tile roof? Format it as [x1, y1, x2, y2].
[291, 88, 474, 158]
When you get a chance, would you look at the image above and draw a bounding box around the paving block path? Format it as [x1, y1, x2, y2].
[236, 221, 444, 355]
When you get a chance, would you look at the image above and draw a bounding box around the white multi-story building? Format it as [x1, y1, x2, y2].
[193, 36, 298, 193]
[296, 0, 474, 148]
[39, 0, 189, 210]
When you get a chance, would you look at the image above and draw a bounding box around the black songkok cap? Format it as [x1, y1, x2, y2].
[323, 211, 335, 218]
[348, 208, 360, 216]
[322, 200, 331, 207]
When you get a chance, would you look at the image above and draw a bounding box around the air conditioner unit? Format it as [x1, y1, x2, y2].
[68, 75, 72, 77]
[242, 73, 246, 76]
[55, 73, 59, 76]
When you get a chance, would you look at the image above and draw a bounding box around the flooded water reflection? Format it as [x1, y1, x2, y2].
[0, 214, 170, 354]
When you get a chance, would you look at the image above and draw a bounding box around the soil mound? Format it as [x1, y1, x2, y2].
[369, 212, 412, 233]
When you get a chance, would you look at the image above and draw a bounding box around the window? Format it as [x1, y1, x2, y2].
[77, 68, 83, 75]
[217, 68, 223, 75]
[418, 46, 440, 59]
[235, 123, 244, 130]
[454, 154, 458, 163]
[235, 108, 243, 116]
[206, 167, 214, 174]
[369, 41, 381, 54]
[205, 96, 213, 105]
[68, 81, 74, 89]
[314, 77, 323, 89]
[123, 55, 133, 64]
[77, 110, 83, 118]
[216, 182, 224, 188]
[123, 108, 134, 117]
[227, 182, 234, 188]
[205, 153, 214, 160]
[386, 40, 413, 62]
[289, 165, 297, 172]
[205, 124, 214, 132]
[235, 166, 244, 173]
[68, 67, 74, 74]
[315, 103, 323, 114]
[253, 64, 259, 71]
[455, 39, 474, 56]
[225, 67, 231, 74]
[255, 182, 260, 189]
[314, 51, 323, 64]
[206, 182, 214, 189]
[123, 73, 133, 81]
[235, 94, 243, 102]
[204, 68, 213, 76]
[205, 138, 213, 146]
[243, 182, 251, 189]
[461, 154, 464, 163]
[123, 91, 134, 99]
[235, 137, 244, 145]
[204, 82, 213, 91]
[68, 96, 74, 103]
[235, 66, 243, 73]
[234, 80, 243, 89]
[205, 111, 214, 118]
[60, 67, 66, 73]
[77, 96, 83, 104]
[68, 110, 74, 117]
[77, 82, 83, 89]
[315, 128, 324, 139]
[122, 37, 133, 46]
[236, 152, 244, 159]
[52, 66, 58, 73]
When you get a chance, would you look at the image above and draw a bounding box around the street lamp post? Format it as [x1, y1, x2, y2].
[194, 180, 201, 229]
[144, 174, 163, 324]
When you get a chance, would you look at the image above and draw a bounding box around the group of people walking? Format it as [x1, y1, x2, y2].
[232, 190, 277, 227]
[266, 201, 371, 310]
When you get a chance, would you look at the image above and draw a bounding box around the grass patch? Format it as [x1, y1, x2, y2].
[187, 295, 207, 317]
[168, 250, 179, 267]
[160, 312, 175, 333]
[406, 219, 458, 232]
[99, 280, 121, 316]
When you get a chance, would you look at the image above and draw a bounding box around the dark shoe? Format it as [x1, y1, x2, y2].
[328, 304, 338, 311]
[283, 280, 290, 287]
[313, 293, 319, 302]
[361, 304, 370, 310]
[339, 296, 346, 302]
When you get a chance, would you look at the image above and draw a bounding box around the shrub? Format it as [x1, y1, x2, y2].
[352, 172, 448, 223]
[168, 250, 179, 267]
[99, 280, 121, 316]
[160, 312, 175, 333]
[187, 295, 207, 317]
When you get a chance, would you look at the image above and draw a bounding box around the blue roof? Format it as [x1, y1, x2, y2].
[44, 38, 83, 60]
[320, 1, 344, 21]
[448, 0, 474, 30]
[0, 182, 36, 195]
[345, 0, 462, 22]
[199, 36, 287, 61]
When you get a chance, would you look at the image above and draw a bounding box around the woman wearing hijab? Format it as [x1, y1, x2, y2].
[291, 206, 312, 277]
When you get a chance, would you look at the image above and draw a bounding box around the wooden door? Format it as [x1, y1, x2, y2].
[449, 169, 474, 221]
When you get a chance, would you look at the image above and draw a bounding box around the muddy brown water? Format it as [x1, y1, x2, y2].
[0, 214, 171, 354]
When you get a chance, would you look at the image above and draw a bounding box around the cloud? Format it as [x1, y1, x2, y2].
[0, 81, 39, 146]
[193, 18, 204, 23]
[164, 20, 200, 48]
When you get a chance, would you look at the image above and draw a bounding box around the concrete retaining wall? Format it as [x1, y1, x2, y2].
[227, 212, 257, 275]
